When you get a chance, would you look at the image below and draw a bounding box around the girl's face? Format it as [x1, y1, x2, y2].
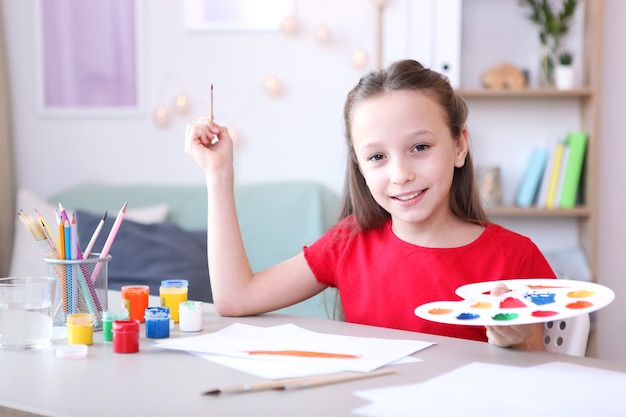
[350, 89, 468, 234]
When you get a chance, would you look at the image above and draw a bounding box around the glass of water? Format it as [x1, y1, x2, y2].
[0, 277, 58, 350]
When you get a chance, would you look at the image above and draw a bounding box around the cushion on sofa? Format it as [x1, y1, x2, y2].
[75, 210, 212, 302]
[10, 189, 170, 277]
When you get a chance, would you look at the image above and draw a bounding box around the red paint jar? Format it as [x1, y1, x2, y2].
[112, 319, 140, 354]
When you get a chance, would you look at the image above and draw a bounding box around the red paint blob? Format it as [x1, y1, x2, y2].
[500, 297, 526, 308]
[567, 301, 593, 309]
[531, 310, 559, 317]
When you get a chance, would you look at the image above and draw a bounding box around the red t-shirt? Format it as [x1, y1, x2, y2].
[303, 216, 556, 342]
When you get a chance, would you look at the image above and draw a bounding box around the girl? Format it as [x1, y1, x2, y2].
[185, 59, 556, 350]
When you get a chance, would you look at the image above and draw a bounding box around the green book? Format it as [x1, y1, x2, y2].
[559, 131, 588, 208]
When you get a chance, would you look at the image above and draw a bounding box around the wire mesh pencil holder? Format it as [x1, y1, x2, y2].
[44, 254, 110, 330]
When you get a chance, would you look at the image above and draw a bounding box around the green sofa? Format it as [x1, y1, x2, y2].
[48, 181, 341, 320]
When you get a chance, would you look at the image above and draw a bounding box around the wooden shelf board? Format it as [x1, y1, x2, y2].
[457, 88, 593, 98]
[486, 206, 591, 218]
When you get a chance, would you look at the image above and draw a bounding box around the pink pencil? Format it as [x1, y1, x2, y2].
[89, 202, 127, 283]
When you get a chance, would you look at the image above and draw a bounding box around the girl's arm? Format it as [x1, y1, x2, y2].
[184, 118, 327, 316]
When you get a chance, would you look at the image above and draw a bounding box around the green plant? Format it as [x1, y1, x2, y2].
[520, 0, 578, 48]
[558, 50, 573, 65]
[519, 0, 578, 85]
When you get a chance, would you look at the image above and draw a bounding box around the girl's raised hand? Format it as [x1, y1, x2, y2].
[184, 116, 234, 175]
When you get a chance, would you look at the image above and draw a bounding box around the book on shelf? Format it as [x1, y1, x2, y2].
[537, 141, 566, 209]
[559, 131, 588, 208]
[515, 148, 549, 207]
[552, 145, 570, 208]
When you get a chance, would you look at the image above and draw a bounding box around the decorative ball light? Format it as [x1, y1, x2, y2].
[281, 15, 299, 35]
[173, 94, 190, 115]
[153, 105, 170, 127]
[352, 49, 369, 69]
[314, 24, 332, 44]
[264, 76, 282, 96]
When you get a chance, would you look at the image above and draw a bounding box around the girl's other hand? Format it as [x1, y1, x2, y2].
[184, 116, 234, 174]
[485, 283, 544, 350]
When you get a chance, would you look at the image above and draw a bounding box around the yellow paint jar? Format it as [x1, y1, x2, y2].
[66, 313, 94, 345]
[159, 280, 188, 323]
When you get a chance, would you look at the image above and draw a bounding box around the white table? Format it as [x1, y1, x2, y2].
[1, 292, 625, 417]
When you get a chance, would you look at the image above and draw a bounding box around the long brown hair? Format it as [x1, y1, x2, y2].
[339, 59, 488, 230]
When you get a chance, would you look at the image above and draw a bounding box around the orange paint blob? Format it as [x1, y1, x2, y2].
[567, 290, 595, 298]
[428, 308, 454, 315]
[567, 301, 593, 309]
[528, 285, 564, 290]
[470, 301, 492, 309]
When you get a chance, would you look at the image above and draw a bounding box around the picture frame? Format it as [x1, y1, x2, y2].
[35, 0, 144, 117]
[184, 0, 294, 32]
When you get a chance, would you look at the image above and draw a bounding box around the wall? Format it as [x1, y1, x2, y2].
[2, 0, 462, 199]
[4, 0, 625, 362]
[4, 0, 385, 197]
[596, 0, 626, 363]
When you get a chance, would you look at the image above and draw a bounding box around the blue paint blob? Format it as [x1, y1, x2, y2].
[456, 312, 480, 320]
[524, 292, 556, 306]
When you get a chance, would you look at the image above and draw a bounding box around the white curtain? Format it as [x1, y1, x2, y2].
[0, 3, 15, 276]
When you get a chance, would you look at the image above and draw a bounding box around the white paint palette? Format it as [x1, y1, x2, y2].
[414, 279, 615, 326]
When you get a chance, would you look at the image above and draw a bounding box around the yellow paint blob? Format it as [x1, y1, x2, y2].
[470, 301, 492, 309]
[567, 290, 595, 298]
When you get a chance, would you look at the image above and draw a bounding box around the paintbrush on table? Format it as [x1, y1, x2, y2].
[203, 368, 395, 396]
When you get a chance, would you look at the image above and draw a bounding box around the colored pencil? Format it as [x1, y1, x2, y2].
[57, 211, 65, 260]
[203, 368, 395, 396]
[35, 209, 59, 250]
[89, 202, 127, 283]
[82, 211, 107, 259]
[63, 219, 71, 259]
[100, 202, 126, 258]
[70, 214, 78, 260]
[63, 218, 74, 312]
[75, 243, 103, 325]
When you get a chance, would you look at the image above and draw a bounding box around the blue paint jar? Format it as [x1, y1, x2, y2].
[144, 306, 170, 339]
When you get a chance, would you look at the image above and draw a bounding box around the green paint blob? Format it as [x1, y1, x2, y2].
[492, 312, 519, 321]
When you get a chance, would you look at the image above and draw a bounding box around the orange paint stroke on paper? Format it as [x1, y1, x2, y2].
[242, 350, 361, 359]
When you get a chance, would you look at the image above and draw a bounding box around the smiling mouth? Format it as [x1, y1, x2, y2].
[393, 190, 424, 201]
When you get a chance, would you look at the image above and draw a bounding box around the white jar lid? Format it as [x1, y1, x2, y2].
[56, 344, 88, 359]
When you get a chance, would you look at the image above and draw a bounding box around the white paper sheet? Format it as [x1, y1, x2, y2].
[192, 351, 421, 380]
[353, 361, 626, 417]
[154, 323, 433, 374]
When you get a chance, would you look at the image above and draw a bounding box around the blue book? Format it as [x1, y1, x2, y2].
[515, 148, 549, 207]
